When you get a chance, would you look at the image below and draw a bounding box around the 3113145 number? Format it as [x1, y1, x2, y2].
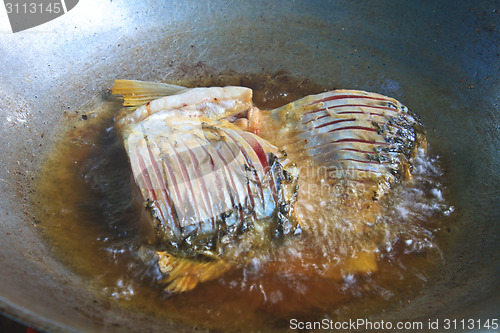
[5, 2, 62, 14]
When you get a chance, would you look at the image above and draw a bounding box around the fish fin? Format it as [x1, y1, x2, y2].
[157, 251, 232, 293]
[270, 89, 426, 199]
[112, 80, 187, 107]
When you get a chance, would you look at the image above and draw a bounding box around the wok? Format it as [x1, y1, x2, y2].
[0, 0, 498, 331]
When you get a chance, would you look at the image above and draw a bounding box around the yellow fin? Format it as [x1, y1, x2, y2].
[112, 80, 187, 107]
[157, 251, 232, 293]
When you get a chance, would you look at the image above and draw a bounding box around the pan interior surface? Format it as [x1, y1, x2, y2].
[0, 0, 498, 331]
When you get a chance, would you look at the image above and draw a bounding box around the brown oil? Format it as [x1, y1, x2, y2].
[33, 72, 453, 331]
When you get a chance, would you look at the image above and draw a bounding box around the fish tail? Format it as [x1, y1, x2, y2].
[157, 251, 232, 293]
[112, 79, 187, 108]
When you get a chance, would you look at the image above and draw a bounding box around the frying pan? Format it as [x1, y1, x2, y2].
[0, 0, 498, 331]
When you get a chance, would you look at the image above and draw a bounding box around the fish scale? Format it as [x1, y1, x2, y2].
[124, 112, 294, 244]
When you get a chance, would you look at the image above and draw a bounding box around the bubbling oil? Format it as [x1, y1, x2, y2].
[34, 72, 453, 331]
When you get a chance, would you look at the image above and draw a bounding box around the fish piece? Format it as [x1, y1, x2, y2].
[262, 89, 426, 198]
[113, 80, 299, 292]
[259, 89, 426, 241]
